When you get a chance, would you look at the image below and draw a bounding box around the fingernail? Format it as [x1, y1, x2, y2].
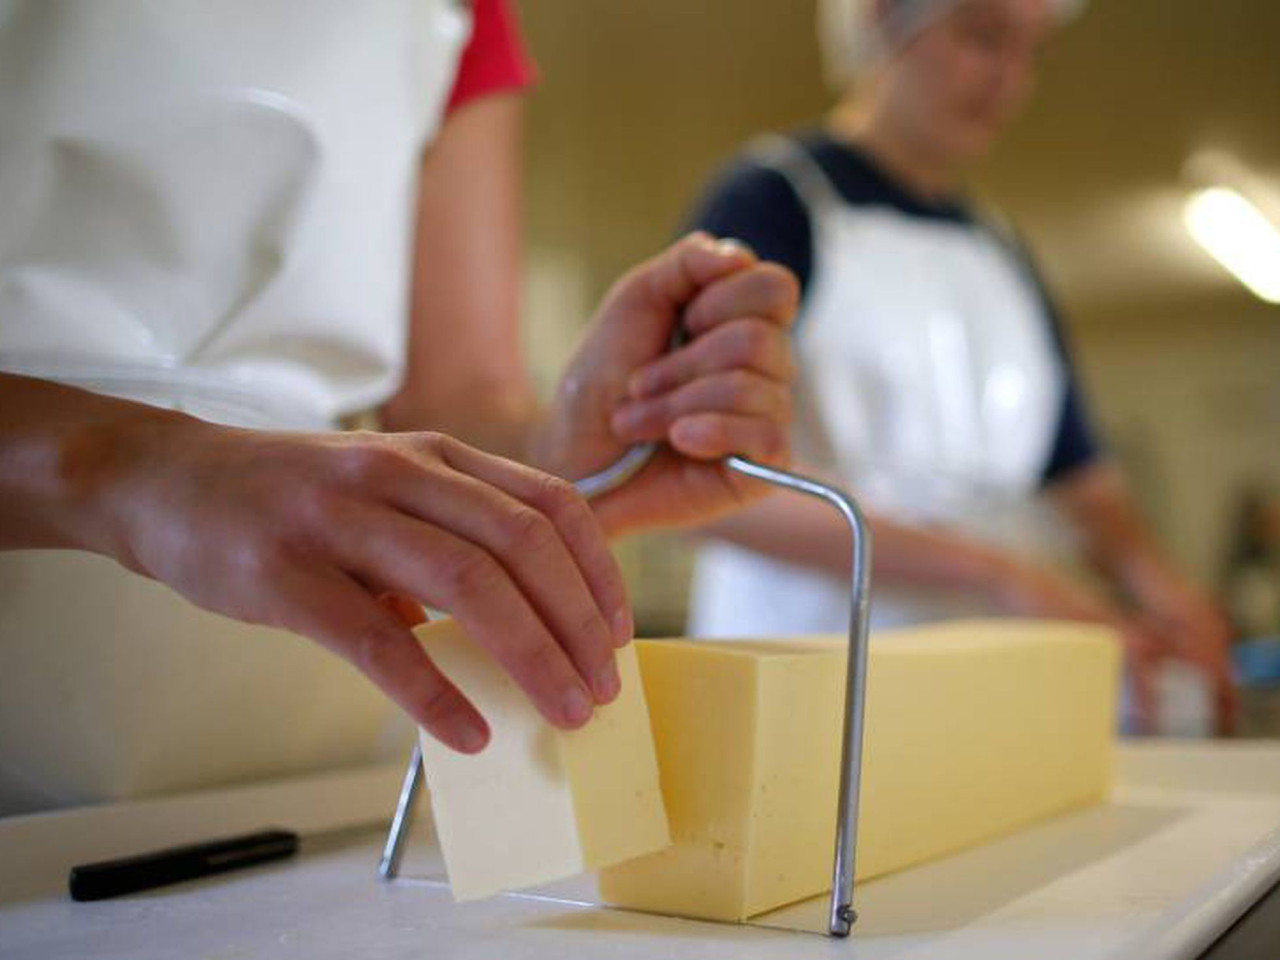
[562, 684, 594, 727]
[671, 417, 713, 448]
[716, 237, 750, 258]
[611, 607, 633, 647]
[453, 719, 489, 754]
[592, 659, 621, 704]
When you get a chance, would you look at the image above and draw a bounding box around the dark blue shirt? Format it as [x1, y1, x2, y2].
[686, 132, 1100, 486]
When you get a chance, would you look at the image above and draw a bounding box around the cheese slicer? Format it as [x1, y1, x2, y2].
[377, 394, 873, 939]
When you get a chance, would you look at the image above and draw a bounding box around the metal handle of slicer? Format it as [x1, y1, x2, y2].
[720, 455, 872, 938]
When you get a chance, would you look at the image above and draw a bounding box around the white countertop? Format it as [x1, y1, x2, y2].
[3, 741, 1280, 960]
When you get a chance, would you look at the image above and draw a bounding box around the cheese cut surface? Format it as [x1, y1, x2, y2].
[415, 619, 669, 901]
[598, 619, 1120, 922]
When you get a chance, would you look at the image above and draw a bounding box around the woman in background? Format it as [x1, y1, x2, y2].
[681, 0, 1235, 733]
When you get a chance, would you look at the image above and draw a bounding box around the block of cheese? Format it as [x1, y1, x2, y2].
[415, 619, 670, 900]
[598, 619, 1120, 922]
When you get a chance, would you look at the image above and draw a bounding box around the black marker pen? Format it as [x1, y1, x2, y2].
[68, 829, 299, 901]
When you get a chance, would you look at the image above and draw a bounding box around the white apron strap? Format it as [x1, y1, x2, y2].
[745, 134, 844, 232]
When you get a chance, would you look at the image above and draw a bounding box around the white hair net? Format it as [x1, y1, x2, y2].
[818, 0, 1086, 89]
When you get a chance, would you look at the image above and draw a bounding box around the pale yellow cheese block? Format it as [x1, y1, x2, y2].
[598, 619, 1120, 922]
[415, 619, 670, 900]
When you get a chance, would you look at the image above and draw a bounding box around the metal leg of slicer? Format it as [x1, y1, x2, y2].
[376, 450, 874, 940]
[379, 742, 423, 880]
[723, 456, 873, 938]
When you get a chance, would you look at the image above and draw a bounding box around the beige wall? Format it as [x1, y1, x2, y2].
[517, 0, 830, 302]
[1073, 308, 1280, 583]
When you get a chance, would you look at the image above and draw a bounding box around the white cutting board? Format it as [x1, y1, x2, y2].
[1, 741, 1279, 960]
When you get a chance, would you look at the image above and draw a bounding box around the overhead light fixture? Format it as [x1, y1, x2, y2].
[1183, 186, 1280, 304]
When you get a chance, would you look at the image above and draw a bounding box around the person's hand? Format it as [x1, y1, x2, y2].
[532, 232, 799, 537]
[97, 417, 632, 754]
[990, 558, 1235, 734]
[1124, 566, 1238, 735]
[1048, 463, 1238, 733]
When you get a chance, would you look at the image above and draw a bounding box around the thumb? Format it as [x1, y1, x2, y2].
[377, 592, 429, 627]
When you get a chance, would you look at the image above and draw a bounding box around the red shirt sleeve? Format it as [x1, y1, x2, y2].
[444, 0, 538, 115]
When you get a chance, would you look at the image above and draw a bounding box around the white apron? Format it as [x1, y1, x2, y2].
[689, 139, 1076, 638]
[0, 0, 470, 815]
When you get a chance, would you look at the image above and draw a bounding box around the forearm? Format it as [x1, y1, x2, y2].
[384, 92, 536, 462]
[1050, 462, 1179, 598]
[0, 373, 188, 556]
[699, 486, 1014, 598]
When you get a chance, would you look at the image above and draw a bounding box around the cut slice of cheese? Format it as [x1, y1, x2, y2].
[598, 619, 1120, 922]
[414, 619, 670, 900]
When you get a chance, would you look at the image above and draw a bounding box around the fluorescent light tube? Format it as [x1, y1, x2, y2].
[1184, 187, 1280, 304]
